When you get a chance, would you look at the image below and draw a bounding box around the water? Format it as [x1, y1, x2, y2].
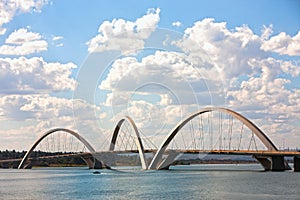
[0, 164, 299, 200]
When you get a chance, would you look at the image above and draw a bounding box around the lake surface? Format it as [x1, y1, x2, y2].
[0, 164, 299, 200]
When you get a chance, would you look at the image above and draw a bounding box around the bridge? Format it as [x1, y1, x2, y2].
[4, 107, 299, 171]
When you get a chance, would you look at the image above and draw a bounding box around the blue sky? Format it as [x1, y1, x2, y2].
[0, 0, 299, 150]
[3, 0, 299, 64]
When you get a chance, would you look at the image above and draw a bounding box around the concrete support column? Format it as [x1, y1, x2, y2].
[294, 156, 300, 172]
[271, 156, 286, 171]
[157, 151, 181, 170]
[254, 156, 271, 171]
[81, 156, 95, 169]
[81, 154, 109, 169]
[24, 162, 33, 169]
[93, 159, 111, 169]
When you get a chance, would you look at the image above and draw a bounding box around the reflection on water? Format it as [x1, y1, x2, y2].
[0, 164, 299, 200]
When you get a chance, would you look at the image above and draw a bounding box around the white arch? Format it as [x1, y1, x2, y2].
[109, 116, 148, 170]
[149, 107, 279, 169]
[18, 128, 96, 169]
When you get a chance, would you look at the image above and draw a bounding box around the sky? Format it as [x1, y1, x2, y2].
[0, 0, 300, 151]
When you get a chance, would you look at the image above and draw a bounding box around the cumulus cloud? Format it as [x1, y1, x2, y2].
[0, 94, 104, 150]
[0, 28, 48, 55]
[261, 31, 300, 56]
[126, 100, 190, 130]
[172, 21, 182, 27]
[0, 0, 48, 35]
[87, 8, 160, 55]
[227, 76, 300, 146]
[52, 35, 64, 47]
[1, 12, 299, 149]
[226, 57, 300, 148]
[100, 51, 201, 91]
[174, 18, 300, 146]
[227, 58, 300, 111]
[0, 94, 72, 121]
[109, 98, 199, 143]
[0, 94, 101, 122]
[94, 17, 300, 148]
[5, 28, 41, 44]
[160, 94, 173, 106]
[261, 25, 273, 40]
[52, 36, 63, 41]
[176, 18, 266, 81]
[127, 100, 157, 128]
[0, 56, 77, 94]
[99, 50, 218, 108]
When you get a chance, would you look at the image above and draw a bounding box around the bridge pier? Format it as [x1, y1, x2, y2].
[81, 154, 110, 169]
[271, 156, 287, 171]
[254, 156, 271, 171]
[24, 162, 33, 169]
[294, 156, 300, 172]
[93, 159, 111, 169]
[157, 151, 181, 170]
[255, 156, 291, 171]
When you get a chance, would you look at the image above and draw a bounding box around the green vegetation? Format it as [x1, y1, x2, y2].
[0, 150, 144, 168]
[0, 150, 26, 160]
[0, 150, 86, 168]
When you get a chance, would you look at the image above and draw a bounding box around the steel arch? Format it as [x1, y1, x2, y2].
[109, 116, 148, 170]
[149, 107, 278, 169]
[18, 128, 96, 169]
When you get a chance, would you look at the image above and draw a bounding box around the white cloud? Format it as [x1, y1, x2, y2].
[5, 28, 41, 44]
[261, 31, 300, 56]
[0, 0, 48, 35]
[102, 91, 131, 107]
[173, 19, 300, 147]
[94, 17, 300, 148]
[160, 94, 173, 106]
[226, 56, 300, 147]
[100, 51, 201, 91]
[280, 60, 300, 77]
[176, 18, 265, 81]
[98, 50, 219, 108]
[52, 35, 64, 47]
[261, 25, 273, 40]
[0, 56, 77, 94]
[87, 8, 160, 55]
[107, 98, 199, 143]
[96, 49, 224, 141]
[52, 36, 63, 41]
[227, 58, 300, 110]
[0, 94, 73, 121]
[172, 21, 182, 27]
[0, 13, 299, 149]
[127, 100, 156, 128]
[0, 28, 48, 55]
[126, 100, 194, 132]
[0, 94, 104, 150]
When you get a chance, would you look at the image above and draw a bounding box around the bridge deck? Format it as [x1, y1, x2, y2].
[2, 150, 299, 164]
[91, 149, 300, 156]
[173, 150, 300, 156]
